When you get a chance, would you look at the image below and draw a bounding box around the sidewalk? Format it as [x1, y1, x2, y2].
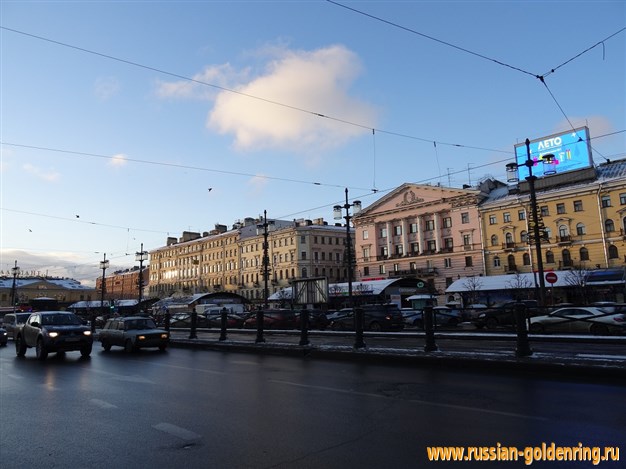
[169, 331, 626, 381]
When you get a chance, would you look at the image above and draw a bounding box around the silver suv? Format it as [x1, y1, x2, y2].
[2, 312, 31, 339]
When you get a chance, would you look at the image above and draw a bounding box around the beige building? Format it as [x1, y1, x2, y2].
[353, 181, 501, 301]
[148, 217, 349, 305]
[480, 159, 626, 276]
[0, 276, 95, 309]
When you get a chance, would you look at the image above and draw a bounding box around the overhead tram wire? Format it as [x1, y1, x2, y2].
[0, 26, 510, 157]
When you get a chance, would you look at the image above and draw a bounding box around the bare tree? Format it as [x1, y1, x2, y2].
[564, 267, 590, 304]
[462, 276, 484, 306]
[505, 272, 533, 300]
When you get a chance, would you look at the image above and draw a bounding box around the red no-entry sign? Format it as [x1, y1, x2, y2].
[545, 272, 558, 284]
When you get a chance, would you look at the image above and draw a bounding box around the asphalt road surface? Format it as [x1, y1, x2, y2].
[1, 344, 624, 468]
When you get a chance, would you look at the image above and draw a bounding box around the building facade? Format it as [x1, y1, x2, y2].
[353, 182, 500, 300]
[480, 159, 626, 277]
[95, 267, 149, 301]
[0, 276, 95, 309]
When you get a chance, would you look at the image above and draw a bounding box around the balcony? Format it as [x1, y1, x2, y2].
[502, 242, 516, 251]
[463, 244, 474, 251]
[557, 235, 572, 245]
[376, 255, 389, 261]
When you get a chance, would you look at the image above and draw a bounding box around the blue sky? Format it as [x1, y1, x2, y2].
[1, 1, 625, 287]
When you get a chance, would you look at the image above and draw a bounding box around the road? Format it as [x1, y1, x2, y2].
[1, 344, 624, 468]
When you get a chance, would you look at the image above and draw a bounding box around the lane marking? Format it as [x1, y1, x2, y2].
[153, 422, 201, 442]
[269, 380, 547, 421]
[91, 398, 118, 409]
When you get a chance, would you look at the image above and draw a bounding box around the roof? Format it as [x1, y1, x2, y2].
[0, 277, 92, 290]
[446, 271, 575, 293]
[585, 268, 626, 286]
[268, 278, 403, 300]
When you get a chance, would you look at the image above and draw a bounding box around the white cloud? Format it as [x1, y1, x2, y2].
[208, 45, 376, 152]
[23, 163, 60, 182]
[109, 153, 128, 167]
[155, 63, 246, 100]
[94, 76, 120, 101]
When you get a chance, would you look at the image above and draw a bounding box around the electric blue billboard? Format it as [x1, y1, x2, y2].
[513, 126, 593, 180]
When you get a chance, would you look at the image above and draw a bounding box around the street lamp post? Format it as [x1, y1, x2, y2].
[10, 260, 21, 313]
[135, 243, 148, 313]
[97, 254, 110, 333]
[334, 188, 363, 348]
[506, 139, 555, 308]
[255, 211, 274, 343]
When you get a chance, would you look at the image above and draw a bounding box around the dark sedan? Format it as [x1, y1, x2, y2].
[330, 305, 404, 332]
[99, 316, 169, 352]
[243, 310, 297, 330]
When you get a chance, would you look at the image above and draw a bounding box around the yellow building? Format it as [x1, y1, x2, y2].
[480, 159, 626, 276]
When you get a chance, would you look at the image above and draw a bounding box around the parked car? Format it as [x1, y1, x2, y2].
[2, 312, 32, 339]
[473, 300, 539, 330]
[294, 310, 330, 330]
[205, 312, 245, 329]
[0, 326, 7, 346]
[99, 316, 169, 352]
[529, 307, 626, 335]
[405, 306, 463, 329]
[330, 304, 404, 332]
[243, 310, 297, 329]
[15, 311, 93, 360]
[169, 313, 210, 328]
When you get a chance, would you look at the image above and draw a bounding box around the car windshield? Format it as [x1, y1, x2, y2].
[42, 314, 82, 326]
[125, 319, 156, 330]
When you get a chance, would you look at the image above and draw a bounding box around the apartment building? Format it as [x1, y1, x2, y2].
[480, 158, 626, 276]
[96, 267, 148, 300]
[353, 181, 500, 299]
[148, 217, 349, 305]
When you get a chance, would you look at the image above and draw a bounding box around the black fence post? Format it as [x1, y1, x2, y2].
[189, 311, 198, 339]
[423, 305, 438, 352]
[255, 309, 265, 343]
[219, 307, 228, 341]
[299, 309, 310, 346]
[514, 302, 533, 357]
[354, 307, 366, 349]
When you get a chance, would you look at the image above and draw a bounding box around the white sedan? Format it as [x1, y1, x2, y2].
[529, 307, 625, 335]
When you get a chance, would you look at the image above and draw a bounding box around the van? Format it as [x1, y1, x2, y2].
[2, 312, 32, 339]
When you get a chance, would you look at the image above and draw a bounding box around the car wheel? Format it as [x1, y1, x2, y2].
[15, 335, 26, 357]
[158, 344, 167, 352]
[529, 323, 545, 334]
[590, 324, 609, 336]
[485, 317, 499, 330]
[369, 321, 382, 332]
[80, 344, 92, 357]
[124, 339, 135, 353]
[101, 340, 112, 352]
[36, 338, 48, 361]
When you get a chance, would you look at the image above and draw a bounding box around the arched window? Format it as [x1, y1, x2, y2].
[507, 254, 516, 269]
[302, 267, 308, 278]
[546, 250, 555, 264]
[544, 227, 552, 240]
[493, 256, 501, 267]
[580, 247, 589, 261]
[608, 244, 619, 259]
[605, 219, 615, 233]
[505, 232, 513, 245]
[520, 231, 528, 243]
[523, 253, 531, 265]
[558, 225, 569, 237]
[576, 223, 586, 235]
[562, 249, 572, 267]
[491, 234, 498, 246]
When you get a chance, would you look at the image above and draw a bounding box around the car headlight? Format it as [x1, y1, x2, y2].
[83, 330, 92, 336]
[478, 313, 486, 319]
[138, 335, 146, 340]
[161, 334, 168, 339]
[48, 332, 59, 338]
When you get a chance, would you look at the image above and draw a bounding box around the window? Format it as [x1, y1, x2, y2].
[363, 266, 369, 276]
[411, 242, 419, 254]
[301, 251, 307, 260]
[394, 225, 402, 236]
[540, 206, 549, 217]
[620, 193, 626, 205]
[425, 220, 435, 231]
[562, 249, 572, 267]
[505, 232, 513, 244]
[395, 244, 404, 256]
[410, 262, 417, 272]
[574, 200, 583, 212]
[523, 253, 530, 265]
[301, 236, 306, 244]
[608, 245, 619, 259]
[362, 230, 369, 240]
[380, 246, 388, 257]
[379, 264, 386, 274]
[363, 247, 370, 261]
[393, 263, 399, 272]
[556, 203, 566, 214]
[489, 215, 497, 225]
[490, 235, 498, 246]
[493, 256, 501, 267]
[605, 219, 615, 233]
[380, 227, 387, 238]
[465, 256, 473, 267]
[463, 234, 471, 247]
[546, 251, 555, 264]
[580, 247, 589, 261]
[302, 267, 308, 278]
[558, 225, 569, 237]
[520, 231, 528, 243]
[409, 223, 418, 233]
[518, 210, 526, 221]
[576, 223, 586, 235]
[503, 212, 511, 223]
[444, 238, 453, 249]
[427, 240, 437, 252]
[444, 258, 452, 268]
[461, 212, 470, 224]
[442, 217, 452, 228]
[602, 195, 611, 208]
